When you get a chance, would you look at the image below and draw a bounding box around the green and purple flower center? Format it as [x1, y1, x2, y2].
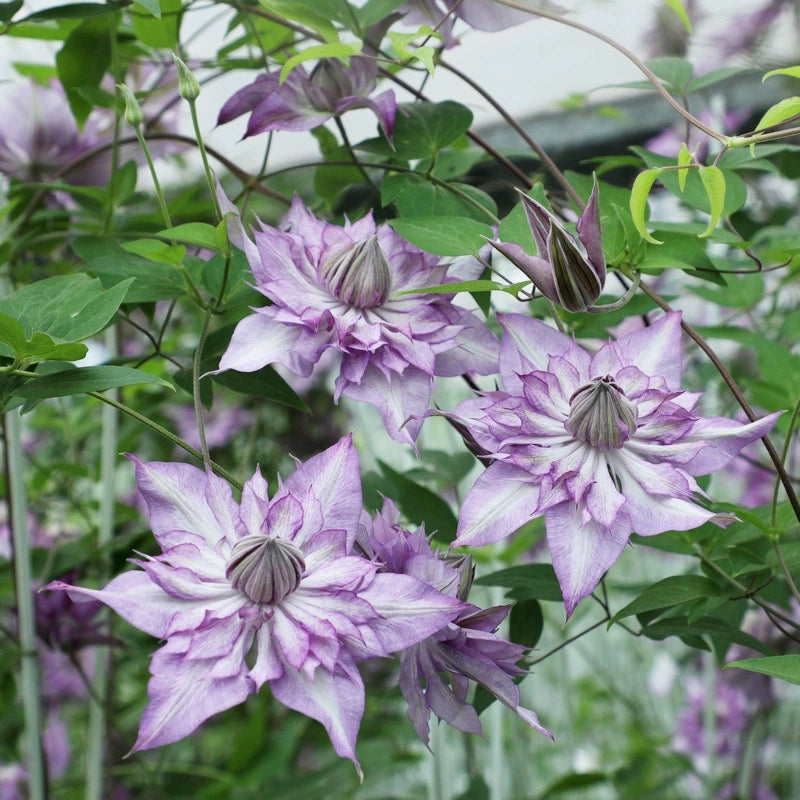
[320, 235, 392, 309]
[564, 375, 638, 450]
[225, 535, 306, 605]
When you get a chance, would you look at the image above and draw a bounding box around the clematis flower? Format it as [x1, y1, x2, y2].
[449, 312, 780, 618]
[358, 499, 551, 744]
[44, 437, 463, 770]
[216, 192, 499, 444]
[489, 179, 606, 313]
[217, 57, 396, 139]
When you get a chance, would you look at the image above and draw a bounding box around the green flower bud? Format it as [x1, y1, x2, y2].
[320, 235, 392, 308]
[225, 535, 306, 605]
[172, 53, 201, 101]
[117, 83, 143, 127]
[565, 376, 638, 450]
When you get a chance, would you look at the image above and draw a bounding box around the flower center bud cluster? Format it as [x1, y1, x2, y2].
[320, 236, 392, 308]
[309, 59, 353, 102]
[564, 375, 638, 450]
[225, 535, 306, 605]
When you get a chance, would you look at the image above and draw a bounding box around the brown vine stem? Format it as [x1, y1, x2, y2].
[438, 58, 583, 205]
[639, 281, 800, 524]
[495, 0, 726, 142]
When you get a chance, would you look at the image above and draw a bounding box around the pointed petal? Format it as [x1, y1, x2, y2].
[593, 312, 684, 391]
[279, 435, 362, 549]
[455, 462, 541, 548]
[132, 634, 253, 752]
[217, 313, 303, 374]
[269, 656, 365, 772]
[489, 241, 557, 302]
[359, 573, 464, 654]
[545, 501, 631, 619]
[681, 412, 781, 476]
[129, 457, 238, 548]
[576, 175, 606, 274]
[42, 572, 185, 639]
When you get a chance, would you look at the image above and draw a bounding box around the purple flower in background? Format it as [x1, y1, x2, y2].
[45, 438, 463, 770]
[216, 192, 499, 444]
[490, 179, 606, 312]
[358, 499, 551, 744]
[450, 312, 780, 617]
[0, 80, 103, 184]
[166, 402, 254, 453]
[218, 57, 396, 139]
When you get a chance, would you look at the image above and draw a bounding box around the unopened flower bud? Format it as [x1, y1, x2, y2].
[565, 375, 638, 450]
[172, 53, 201, 101]
[489, 177, 606, 313]
[117, 83, 143, 127]
[225, 535, 305, 605]
[309, 59, 352, 99]
[320, 235, 391, 308]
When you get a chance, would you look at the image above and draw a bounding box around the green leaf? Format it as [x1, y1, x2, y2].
[539, 773, 609, 799]
[0, 313, 88, 364]
[0, 0, 22, 22]
[213, 367, 310, 413]
[377, 461, 458, 542]
[661, 0, 691, 32]
[381, 173, 497, 222]
[641, 615, 773, 655]
[74, 237, 186, 302]
[629, 169, 663, 244]
[646, 56, 694, 90]
[474, 564, 563, 602]
[755, 96, 800, 132]
[724, 654, 800, 685]
[132, 0, 161, 16]
[13, 366, 172, 399]
[108, 159, 137, 206]
[0, 275, 133, 343]
[763, 65, 800, 82]
[132, 0, 181, 48]
[390, 101, 473, 159]
[686, 66, 743, 93]
[356, 0, 404, 28]
[158, 222, 221, 251]
[259, 0, 341, 42]
[26, 2, 115, 20]
[697, 166, 726, 237]
[610, 575, 724, 624]
[389, 27, 441, 75]
[279, 42, 362, 83]
[389, 216, 492, 256]
[677, 143, 693, 192]
[55, 16, 111, 126]
[509, 599, 543, 649]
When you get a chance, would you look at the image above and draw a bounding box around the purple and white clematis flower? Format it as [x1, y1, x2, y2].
[449, 312, 781, 618]
[216, 193, 499, 444]
[44, 437, 464, 770]
[358, 499, 551, 744]
[217, 57, 396, 139]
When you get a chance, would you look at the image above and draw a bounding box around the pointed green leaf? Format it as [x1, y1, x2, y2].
[158, 222, 221, 251]
[474, 564, 563, 602]
[132, 0, 161, 17]
[697, 166, 725, 237]
[662, 0, 692, 33]
[677, 143, 693, 191]
[610, 575, 723, 624]
[13, 366, 173, 399]
[396, 279, 516, 297]
[629, 169, 663, 244]
[762, 65, 800, 82]
[754, 96, 800, 132]
[724, 654, 800, 685]
[389, 216, 492, 256]
[279, 42, 362, 83]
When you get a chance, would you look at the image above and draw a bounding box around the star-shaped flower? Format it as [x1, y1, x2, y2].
[450, 312, 780, 617]
[358, 499, 551, 744]
[45, 437, 463, 770]
[216, 192, 499, 444]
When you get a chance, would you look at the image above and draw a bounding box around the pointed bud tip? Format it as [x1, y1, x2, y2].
[172, 53, 201, 101]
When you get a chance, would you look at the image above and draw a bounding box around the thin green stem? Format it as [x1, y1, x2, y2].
[189, 99, 223, 222]
[134, 125, 172, 228]
[772, 395, 800, 527]
[193, 309, 213, 468]
[3, 411, 46, 800]
[773, 540, 800, 607]
[85, 327, 118, 800]
[528, 616, 607, 665]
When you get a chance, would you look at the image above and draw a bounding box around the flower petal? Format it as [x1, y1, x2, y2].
[545, 501, 631, 619]
[454, 461, 541, 548]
